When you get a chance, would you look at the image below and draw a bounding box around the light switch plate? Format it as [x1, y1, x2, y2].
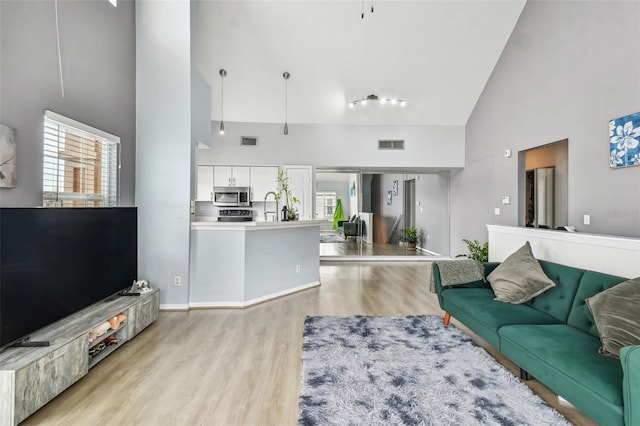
[501, 196, 510, 205]
[504, 149, 512, 158]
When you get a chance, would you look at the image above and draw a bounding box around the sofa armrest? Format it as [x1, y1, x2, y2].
[621, 345, 640, 426]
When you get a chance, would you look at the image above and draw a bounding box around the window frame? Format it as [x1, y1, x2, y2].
[43, 110, 120, 207]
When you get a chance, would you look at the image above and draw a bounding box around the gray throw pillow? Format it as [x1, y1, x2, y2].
[486, 241, 555, 304]
[585, 277, 640, 359]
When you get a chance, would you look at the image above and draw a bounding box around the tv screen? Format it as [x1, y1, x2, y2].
[0, 207, 137, 349]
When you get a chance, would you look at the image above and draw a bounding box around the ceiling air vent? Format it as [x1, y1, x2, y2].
[378, 140, 405, 150]
[241, 136, 258, 146]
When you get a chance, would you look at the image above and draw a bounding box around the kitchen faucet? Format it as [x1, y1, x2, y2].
[264, 191, 279, 221]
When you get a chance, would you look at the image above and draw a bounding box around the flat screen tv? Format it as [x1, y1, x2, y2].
[0, 207, 137, 350]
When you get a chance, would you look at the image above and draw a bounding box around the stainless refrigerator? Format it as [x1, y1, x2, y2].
[525, 167, 555, 229]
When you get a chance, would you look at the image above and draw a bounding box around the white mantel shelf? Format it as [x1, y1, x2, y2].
[191, 219, 324, 231]
[487, 225, 640, 278]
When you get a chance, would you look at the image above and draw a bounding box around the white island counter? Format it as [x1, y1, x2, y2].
[189, 219, 323, 307]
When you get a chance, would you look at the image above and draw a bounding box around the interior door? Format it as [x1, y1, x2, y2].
[404, 179, 416, 229]
[283, 165, 312, 220]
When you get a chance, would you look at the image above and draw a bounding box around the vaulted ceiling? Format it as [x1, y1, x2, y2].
[194, 1, 526, 127]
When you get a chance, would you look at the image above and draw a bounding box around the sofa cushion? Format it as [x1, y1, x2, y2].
[486, 241, 556, 304]
[586, 277, 640, 358]
[524, 260, 584, 323]
[566, 270, 628, 337]
[440, 288, 560, 349]
[499, 324, 624, 426]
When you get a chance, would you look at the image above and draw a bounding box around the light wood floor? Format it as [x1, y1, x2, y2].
[25, 262, 596, 426]
[319, 237, 434, 257]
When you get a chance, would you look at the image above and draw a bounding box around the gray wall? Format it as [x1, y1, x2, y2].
[452, 0, 640, 257]
[209, 121, 465, 169]
[0, 0, 136, 206]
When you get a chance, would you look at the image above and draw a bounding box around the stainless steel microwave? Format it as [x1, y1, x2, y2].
[213, 187, 251, 207]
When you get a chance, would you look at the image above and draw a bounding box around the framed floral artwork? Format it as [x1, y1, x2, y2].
[0, 124, 16, 187]
[387, 191, 392, 205]
[610, 112, 640, 169]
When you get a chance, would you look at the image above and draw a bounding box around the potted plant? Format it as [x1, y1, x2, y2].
[456, 239, 489, 262]
[401, 226, 419, 251]
[274, 170, 299, 221]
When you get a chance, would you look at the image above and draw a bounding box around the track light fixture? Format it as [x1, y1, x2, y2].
[348, 94, 406, 108]
[283, 71, 290, 135]
[219, 69, 227, 135]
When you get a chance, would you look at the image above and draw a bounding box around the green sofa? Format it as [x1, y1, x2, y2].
[432, 260, 640, 426]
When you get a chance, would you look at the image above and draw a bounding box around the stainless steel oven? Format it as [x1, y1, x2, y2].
[213, 187, 251, 207]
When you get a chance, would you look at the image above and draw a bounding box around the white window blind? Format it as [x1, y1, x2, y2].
[315, 191, 337, 221]
[43, 110, 120, 207]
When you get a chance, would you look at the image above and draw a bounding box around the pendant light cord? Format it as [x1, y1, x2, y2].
[220, 74, 224, 123]
[54, 0, 65, 98]
[219, 69, 227, 134]
[361, 0, 373, 18]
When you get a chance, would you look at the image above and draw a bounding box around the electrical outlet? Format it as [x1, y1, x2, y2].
[174, 276, 181, 286]
[494, 208, 501, 216]
[296, 264, 301, 273]
[583, 215, 590, 225]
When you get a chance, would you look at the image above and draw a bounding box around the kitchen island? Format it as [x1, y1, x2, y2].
[189, 220, 323, 307]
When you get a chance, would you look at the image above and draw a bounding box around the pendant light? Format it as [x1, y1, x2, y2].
[219, 69, 227, 135]
[283, 71, 290, 135]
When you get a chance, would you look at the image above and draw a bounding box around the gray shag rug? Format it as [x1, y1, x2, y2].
[320, 233, 348, 243]
[299, 315, 570, 426]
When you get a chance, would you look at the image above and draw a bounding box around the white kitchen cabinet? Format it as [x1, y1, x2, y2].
[197, 166, 214, 200]
[250, 166, 279, 201]
[214, 166, 250, 187]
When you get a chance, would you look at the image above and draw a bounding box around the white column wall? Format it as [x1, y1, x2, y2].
[136, 0, 192, 307]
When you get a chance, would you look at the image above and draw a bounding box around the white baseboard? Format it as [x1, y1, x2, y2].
[159, 304, 189, 311]
[182, 281, 321, 310]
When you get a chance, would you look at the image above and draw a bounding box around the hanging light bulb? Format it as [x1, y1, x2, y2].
[219, 69, 227, 135]
[283, 71, 290, 135]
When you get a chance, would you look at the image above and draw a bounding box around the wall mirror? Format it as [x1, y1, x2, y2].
[316, 169, 450, 259]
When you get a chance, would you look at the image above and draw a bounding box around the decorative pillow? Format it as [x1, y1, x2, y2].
[486, 241, 555, 304]
[585, 277, 640, 359]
